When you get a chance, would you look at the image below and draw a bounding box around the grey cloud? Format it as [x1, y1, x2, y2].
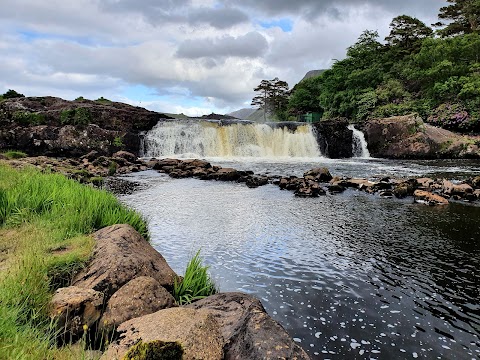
[188, 7, 249, 29]
[176, 32, 268, 59]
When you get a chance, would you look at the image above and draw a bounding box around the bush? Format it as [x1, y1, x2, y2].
[12, 111, 46, 125]
[60, 107, 92, 126]
[427, 102, 478, 132]
[2, 89, 25, 99]
[96, 96, 112, 104]
[2, 151, 27, 159]
[173, 250, 217, 305]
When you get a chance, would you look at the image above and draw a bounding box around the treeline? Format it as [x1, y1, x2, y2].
[287, 0, 480, 133]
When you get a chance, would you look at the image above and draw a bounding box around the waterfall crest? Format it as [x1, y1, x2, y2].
[145, 120, 321, 158]
[347, 125, 371, 158]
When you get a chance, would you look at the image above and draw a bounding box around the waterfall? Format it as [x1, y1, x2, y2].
[347, 125, 371, 158]
[144, 120, 321, 158]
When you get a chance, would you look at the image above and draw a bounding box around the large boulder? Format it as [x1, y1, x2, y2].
[187, 292, 310, 360]
[99, 276, 176, 332]
[312, 118, 353, 158]
[72, 224, 178, 297]
[102, 307, 224, 360]
[303, 167, 333, 182]
[50, 286, 104, 342]
[414, 190, 449, 206]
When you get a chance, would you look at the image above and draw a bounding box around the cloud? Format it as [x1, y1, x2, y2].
[188, 7, 249, 29]
[176, 32, 268, 59]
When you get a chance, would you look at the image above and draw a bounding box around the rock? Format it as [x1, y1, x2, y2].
[215, 168, 242, 181]
[50, 286, 104, 342]
[152, 158, 181, 170]
[416, 177, 434, 188]
[179, 159, 211, 169]
[81, 150, 100, 162]
[328, 184, 346, 193]
[99, 276, 176, 332]
[393, 180, 416, 198]
[278, 177, 289, 190]
[472, 176, 480, 188]
[312, 118, 353, 158]
[102, 307, 223, 360]
[112, 150, 137, 163]
[187, 292, 310, 360]
[303, 167, 333, 182]
[414, 190, 449, 206]
[442, 180, 473, 197]
[295, 180, 325, 197]
[245, 175, 269, 188]
[72, 224, 178, 297]
[343, 178, 374, 189]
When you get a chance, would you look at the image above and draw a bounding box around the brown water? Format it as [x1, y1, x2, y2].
[118, 159, 480, 359]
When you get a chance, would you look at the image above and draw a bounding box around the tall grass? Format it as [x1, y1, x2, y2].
[0, 164, 148, 359]
[173, 250, 218, 305]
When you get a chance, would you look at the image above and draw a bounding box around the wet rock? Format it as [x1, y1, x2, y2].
[393, 180, 416, 198]
[328, 183, 346, 193]
[72, 224, 178, 297]
[187, 292, 310, 360]
[179, 159, 211, 169]
[414, 190, 449, 206]
[50, 286, 104, 342]
[102, 307, 223, 360]
[442, 180, 473, 197]
[152, 158, 181, 170]
[303, 167, 333, 182]
[416, 177, 435, 188]
[279, 177, 289, 190]
[295, 180, 325, 197]
[99, 276, 175, 333]
[215, 168, 242, 181]
[379, 190, 394, 197]
[245, 175, 269, 188]
[471, 176, 480, 188]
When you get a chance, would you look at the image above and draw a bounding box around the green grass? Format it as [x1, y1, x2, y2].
[1, 150, 28, 159]
[0, 164, 148, 359]
[173, 250, 217, 305]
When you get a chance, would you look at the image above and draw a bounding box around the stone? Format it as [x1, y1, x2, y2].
[102, 307, 223, 360]
[187, 292, 310, 360]
[279, 177, 289, 190]
[416, 177, 434, 188]
[72, 224, 178, 297]
[215, 168, 242, 181]
[152, 158, 180, 170]
[179, 159, 211, 169]
[295, 180, 325, 197]
[81, 150, 100, 162]
[472, 176, 480, 188]
[112, 150, 137, 163]
[245, 175, 269, 188]
[99, 276, 176, 332]
[328, 184, 346, 193]
[50, 286, 104, 342]
[393, 181, 416, 198]
[414, 190, 449, 206]
[442, 180, 473, 197]
[303, 167, 333, 182]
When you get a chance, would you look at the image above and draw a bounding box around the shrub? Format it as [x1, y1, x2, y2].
[113, 136, 124, 148]
[2, 151, 28, 159]
[173, 250, 217, 305]
[96, 96, 112, 104]
[108, 161, 118, 176]
[2, 89, 25, 99]
[12, 111, 46, 125]
[427, 102, 478, 132]
[60, 108, 92, 126]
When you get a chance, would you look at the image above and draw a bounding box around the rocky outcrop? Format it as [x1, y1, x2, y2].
[312, 118, 353, 158]
[0, 96, 172, 157]
[413, 190, 449, 206]
[72, 224, 178, 296]
[364, 114, 480, 159]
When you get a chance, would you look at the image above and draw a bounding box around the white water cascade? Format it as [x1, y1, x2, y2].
[347, 124, 371, 158]
[144, 120, 321, 158]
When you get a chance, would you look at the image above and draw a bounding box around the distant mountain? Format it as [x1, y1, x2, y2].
[227, 108, 257, 120]
[300, 69, 325, 82]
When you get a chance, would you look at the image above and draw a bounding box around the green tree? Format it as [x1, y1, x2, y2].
[251, 78, 290, 122]
[2, 89, 25, 99]
[435, 0, 480, 36]
[385, 15, 433, 55]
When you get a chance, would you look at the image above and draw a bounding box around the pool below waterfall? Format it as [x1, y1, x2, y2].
[117, 158, 480, 359]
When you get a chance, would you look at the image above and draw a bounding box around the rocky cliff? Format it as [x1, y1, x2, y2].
[0, 96, 172, 157]
[364, 114, 480, 159]
[313, 118, 353, 158]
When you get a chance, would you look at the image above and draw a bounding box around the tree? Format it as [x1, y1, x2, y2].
[435, 0, 480, 37]
[385, 15, 433, 54]
[251, 78, 289, 122]
[2, 89, 25, 99]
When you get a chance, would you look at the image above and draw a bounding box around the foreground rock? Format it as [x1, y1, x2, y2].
[72, 224, 178, 296]
[102, 307, 224, 360]
[188, 293, 310, 360]
[364, 114, 480, 159]
[413, 190, 449, 206]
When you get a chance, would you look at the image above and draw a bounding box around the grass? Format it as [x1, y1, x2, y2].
[173, 250, 217, 305]
[1, 150, 28, 159]
[0, 164, 148, 359]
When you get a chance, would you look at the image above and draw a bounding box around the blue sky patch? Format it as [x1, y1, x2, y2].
[258, 18, 293, 32]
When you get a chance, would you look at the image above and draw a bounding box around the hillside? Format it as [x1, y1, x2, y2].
[228, 108, 257, 119]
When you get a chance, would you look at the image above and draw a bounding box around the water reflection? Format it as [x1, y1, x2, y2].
[119, 170, 480, 359]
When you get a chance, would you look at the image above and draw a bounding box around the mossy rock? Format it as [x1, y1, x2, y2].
[123, 340, 183, 360]
[89, 176, 104, 186]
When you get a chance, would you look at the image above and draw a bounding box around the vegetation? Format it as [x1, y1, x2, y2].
[12, 110, 46, 125]
[2, 89, 25, 99]
[60, 107, 92, 126]
[95, 96, 112, 105]
[251, 78, 290, 121]
[172, 250, 217, 305]
[286, 0, 480, 132]
[123, 340, 183, 359]
[1, 150, 28, 159]
[0, 164, 148, 359]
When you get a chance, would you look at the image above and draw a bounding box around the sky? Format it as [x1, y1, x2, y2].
[0, 0, 448, 116]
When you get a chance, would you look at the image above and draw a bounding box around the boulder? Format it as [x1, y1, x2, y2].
[187, 292, 310, 360]
[50, 286, 104, 342]
[442, 180, 473, 197]
[393, 180, 416, 198]
[179, 159, 211, 169]
[72, 224, 178, 297]
[215, 168, 242, 181]
[81, 150, 100, 162]
[303, 167, 333, 182]
[99, 276, 176, 332]
[245, 176, 269, 188]
[102, 307, 223, 360]
[416, 177, 435, 188]
[152, 158, 181, 169]
[112, 150, 137, 163]
[295, 180, 325, 197]
[414, 190, 449, 206]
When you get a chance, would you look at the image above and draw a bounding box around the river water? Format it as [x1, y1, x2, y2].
[117, 157, 480, 359]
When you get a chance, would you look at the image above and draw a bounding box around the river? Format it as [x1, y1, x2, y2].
[117, 157, 480, 360]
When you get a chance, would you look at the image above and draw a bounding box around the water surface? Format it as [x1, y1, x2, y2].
[118, 160, 480, 359]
